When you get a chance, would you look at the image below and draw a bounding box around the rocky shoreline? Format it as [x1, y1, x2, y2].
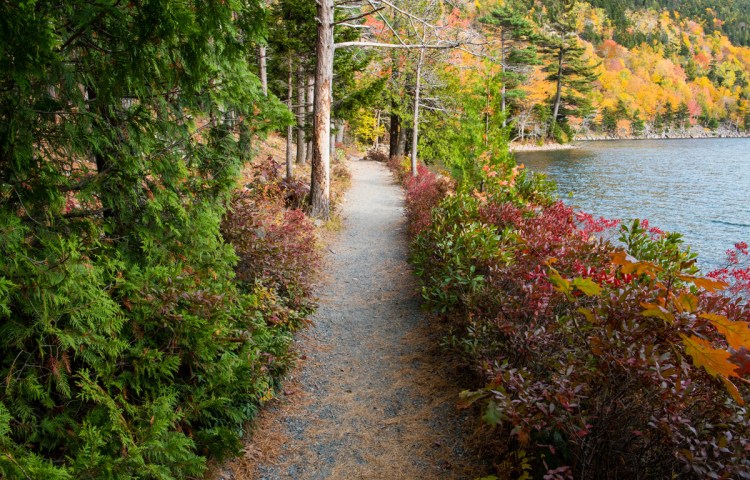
[510, 126, 750, 152]
[510, 142, 581, 152]
[577, 125, 750, 141]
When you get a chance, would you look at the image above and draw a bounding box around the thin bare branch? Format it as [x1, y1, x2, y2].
[338, 23, 371, 28]
[334, 40, 459, 50]
[375, 0, 438, 29]
[333, 7, 384, 25]
[366, 0, 408, 46]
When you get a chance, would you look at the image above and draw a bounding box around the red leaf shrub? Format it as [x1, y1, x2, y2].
[222, 158, 320, 311]
[709, 242, 750, 298]
[410, 168, 750, 478]
[246, 155, 310, 210]
[403, 165, 451, 238]
[366, 148, 389, 163]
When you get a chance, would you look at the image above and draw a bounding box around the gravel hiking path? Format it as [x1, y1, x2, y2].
[211, 159, 489, 480]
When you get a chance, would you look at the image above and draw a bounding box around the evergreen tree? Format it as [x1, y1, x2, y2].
[632, 110, 647, 136]
[480, 4, 540, 127]
[601, 107, 619, 134]
[675, 102, 691, 129]
[0, 1, 291, 477]
[537, 0, 600, 142]
[654, 112, 665, 133]
[663, 101, 676, 127]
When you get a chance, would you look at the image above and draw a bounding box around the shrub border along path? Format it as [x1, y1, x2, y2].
[392, 155, 750, 479]
[212, 158, 490, 479]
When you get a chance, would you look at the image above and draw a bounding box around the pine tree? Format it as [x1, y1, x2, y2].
[480, 4, 540, 128]
[537, 0, 600, 141]
[632, 110, 647, 136]
[675, 101, 690, 129]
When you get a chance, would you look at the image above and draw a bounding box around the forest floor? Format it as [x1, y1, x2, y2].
[210, 158, 491, 480]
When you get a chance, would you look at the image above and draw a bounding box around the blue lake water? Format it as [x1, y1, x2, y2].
[515, 139, 750, 270]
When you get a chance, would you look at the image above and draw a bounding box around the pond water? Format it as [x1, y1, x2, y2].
[515, 138, 750, 270]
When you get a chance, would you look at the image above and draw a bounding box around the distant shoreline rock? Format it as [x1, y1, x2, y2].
[575, 125, 750, 141]
[510, 126, 750, 152]
[510, 143, 582, 152]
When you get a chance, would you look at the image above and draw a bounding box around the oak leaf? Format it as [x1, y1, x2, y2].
[640, 303, 675, 323]
[700, 313, 750, 350]
[677, 274, 728, 292]
[720, 376, 745, 406]
[682, 334, 738, 378]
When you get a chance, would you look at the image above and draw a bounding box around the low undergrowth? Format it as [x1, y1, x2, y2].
[389, 155, 750, 479]
[224, 157, 320, 313]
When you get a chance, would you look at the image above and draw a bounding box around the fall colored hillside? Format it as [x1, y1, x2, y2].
[346, 0, 750, 154]
[462, 1, 750, 143]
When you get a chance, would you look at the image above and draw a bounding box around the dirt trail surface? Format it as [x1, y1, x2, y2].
[213, 159, 487, 480]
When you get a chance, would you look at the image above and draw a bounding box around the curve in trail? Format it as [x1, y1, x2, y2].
[216, 159, 486, 480]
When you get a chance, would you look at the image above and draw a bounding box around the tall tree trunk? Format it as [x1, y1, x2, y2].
[286, 54, 294, 179]
[410, 46, 425, 177]
[485, 74, 491, 146]
[389, 59, 401, 158]
[296, 60, 306, 165]
[259, 45, 268, 97]
[336, 122, 345, 143]
[374, 110, 381, 149]
[311, 0, 334, 218]
[306, 73, 314, 163]
[389, 111, 400, 157]
[551, 45, 564, 137]
[501, 31, 507, 128]
[396, 123, 407, 156]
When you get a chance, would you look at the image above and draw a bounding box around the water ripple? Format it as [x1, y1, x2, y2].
[516, 139, 750, 270]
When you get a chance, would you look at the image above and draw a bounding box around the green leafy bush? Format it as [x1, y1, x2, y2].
[412, 193, 510, 313]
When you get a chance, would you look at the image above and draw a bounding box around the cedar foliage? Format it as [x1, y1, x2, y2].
[0, 1, 296, 478]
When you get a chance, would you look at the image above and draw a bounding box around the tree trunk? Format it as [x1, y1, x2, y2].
[337, 122, 345, 143]
[296, 60, 306, 165]
[410, 47, 425, 177]
[259, 45, 268, 97]
[397, 124, 407, 156]
[388, 59, 401, 158]
[374, 110, 381, 149]
[286, 54, 294, 180]
[310, 0, 334, 218]
[485, 75, 491, 147]
[389, 111, 400, 157]
[551, 45, 564, 137]
[501, 31, 507, 128]
[306, 73, 314, 163]
[330, 130, 336, 162]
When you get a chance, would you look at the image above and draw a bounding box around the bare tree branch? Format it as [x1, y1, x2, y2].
[333, 7, 384, 25]
[365, 0, 408, 46]
[374, 0, 439, 30]
[334, 40, 459, 50]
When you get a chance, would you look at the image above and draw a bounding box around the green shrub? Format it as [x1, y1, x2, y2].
[413, 194, 512, 313]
